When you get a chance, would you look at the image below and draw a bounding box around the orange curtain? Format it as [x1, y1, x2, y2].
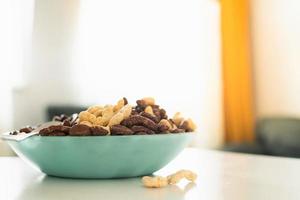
[221, 0, 254, 143]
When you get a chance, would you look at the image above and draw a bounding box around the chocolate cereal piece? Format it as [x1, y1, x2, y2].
[140, 111, 159, 123]
[110, 125, 134, 135]
[134, 106, 144, 113]
[131, 109, 139, 115]
[63, 120, 71, 127]
[157, 124, 169, 133]
[10, 131, 18, 135]
[19, 126, 34, 133]
[91, 126, 109, 136]
[152, 108, 162, 121]
[159, 109, 168, 119]
[39, 128, 50, 136]
[135, 132, 147, 135]
[123, 97, 128, 105]
[39, 125, 70, 136]
[69, 124, 91, 136]
[131, 126, 155, 134]
[48, 125, 71, 134]
[170, 128, 185, 133]
[136, 100, 147, 108]
[121, 115, 158, 131]
[50, 131, 67, 136]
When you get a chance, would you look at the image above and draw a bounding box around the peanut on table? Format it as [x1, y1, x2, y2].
[142, 169, 197, 188]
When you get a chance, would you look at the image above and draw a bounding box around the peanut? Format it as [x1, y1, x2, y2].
[141, 97, 155, 105]
[142, 169, 197, 188]
[142, 176, 168, 188]
[144, 106, 154, 115]
[167, 170, 197, 184]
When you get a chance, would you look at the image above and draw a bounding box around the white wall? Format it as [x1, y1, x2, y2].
[11, 0, 222, 148]
[251, 0, 300, 118]
[73, 0, 222, 147]
[0, 0, 34, 155]
[13, 0, 81, 129]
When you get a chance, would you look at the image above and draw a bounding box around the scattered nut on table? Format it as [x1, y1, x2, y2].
[142, 169, 197, 188]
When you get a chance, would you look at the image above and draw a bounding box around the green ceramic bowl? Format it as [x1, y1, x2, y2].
[5, 133, 194, 179]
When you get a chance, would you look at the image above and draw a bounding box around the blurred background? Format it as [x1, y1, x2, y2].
[0, 0, 299, 157]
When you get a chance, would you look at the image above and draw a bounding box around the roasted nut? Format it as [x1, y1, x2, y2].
[142, 176, 168, 188]
[140, 111, 159, 123]
[141, 97, 155, 105]
[90, 126, 109, 136]
[131, 126, 155, 134]
[69, 124, 91, 136]
[110, 125, 134, 135]
[121, 115, 158, 131]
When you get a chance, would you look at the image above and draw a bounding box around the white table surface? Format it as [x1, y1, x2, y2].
[1, 148, 300, 200]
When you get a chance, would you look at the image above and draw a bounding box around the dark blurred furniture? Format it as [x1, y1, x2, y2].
[222, 118, 300, 158]
[46, 105, 87, 121]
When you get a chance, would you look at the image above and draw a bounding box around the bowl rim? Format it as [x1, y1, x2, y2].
[1, 131, 196, 142]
